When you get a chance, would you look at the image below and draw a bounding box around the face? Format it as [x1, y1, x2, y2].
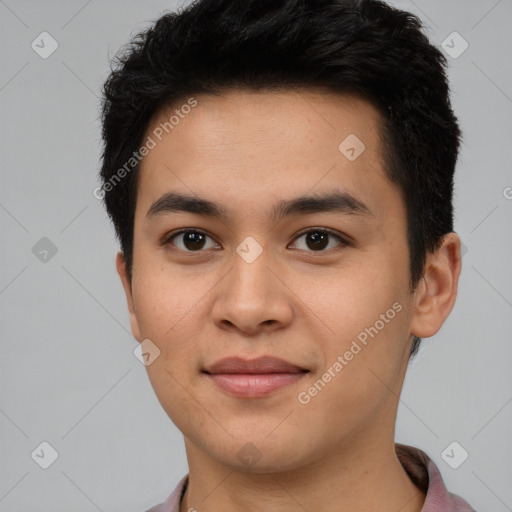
[117, 88, 457, 472]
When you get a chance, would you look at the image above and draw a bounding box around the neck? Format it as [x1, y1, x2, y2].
[180, 437, 425, 512]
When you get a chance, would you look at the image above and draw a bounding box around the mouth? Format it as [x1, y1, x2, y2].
[202, 356, 310, 398]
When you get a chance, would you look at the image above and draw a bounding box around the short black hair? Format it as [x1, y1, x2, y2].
[99, 0, 462, 358]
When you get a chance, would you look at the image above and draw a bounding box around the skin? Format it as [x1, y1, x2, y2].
[116, 88, 462, 512]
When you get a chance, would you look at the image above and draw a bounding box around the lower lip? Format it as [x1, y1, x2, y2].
[205, 372, 307, 398]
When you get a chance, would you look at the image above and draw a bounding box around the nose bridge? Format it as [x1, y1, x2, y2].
[229, 239, 275, 306]
[212, 238, 293, 334]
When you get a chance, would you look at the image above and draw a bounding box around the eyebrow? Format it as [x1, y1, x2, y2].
[146, 189, 373, 223]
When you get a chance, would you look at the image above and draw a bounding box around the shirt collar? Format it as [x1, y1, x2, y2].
[156, 443, 475, 512]
[396, 443, 475, 511]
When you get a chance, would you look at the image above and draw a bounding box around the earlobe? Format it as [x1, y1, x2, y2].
[115, 251, 142, 342]
[409, 233, 462, 339]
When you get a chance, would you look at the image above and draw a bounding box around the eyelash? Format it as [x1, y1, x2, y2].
[160, 228, 350, 254]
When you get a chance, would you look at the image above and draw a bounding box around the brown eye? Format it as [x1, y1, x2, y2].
[290, 229, 348, 252]
[164, 230, 219, 251]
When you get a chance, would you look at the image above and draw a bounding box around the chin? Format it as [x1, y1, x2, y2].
[211, 435, 311, 474]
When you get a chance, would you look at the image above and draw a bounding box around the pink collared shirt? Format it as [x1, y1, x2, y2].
[145, 443, 476, 512]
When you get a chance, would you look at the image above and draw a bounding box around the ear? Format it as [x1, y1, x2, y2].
[116, 251, 142, 342]
[409, 232, 462, 339]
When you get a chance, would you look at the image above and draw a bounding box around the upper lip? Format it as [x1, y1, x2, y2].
[203, 356, 308, 374]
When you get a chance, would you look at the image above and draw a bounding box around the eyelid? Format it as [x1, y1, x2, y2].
[160, 228, 219, 249]
[289, 227, 350, 250]
[161, 227, 351, 252]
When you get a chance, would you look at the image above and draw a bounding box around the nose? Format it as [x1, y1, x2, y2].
[211, 246, 294, 337]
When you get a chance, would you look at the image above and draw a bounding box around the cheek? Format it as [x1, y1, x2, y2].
[297, 308, 408, 438]
[133, 269, 204, 425]
[131, 266, 213, 382]
[145, 360, 201, 436]
[133, 253, 191, 324]
[305, 256, 402, 327]
[303, 259, 409, 387]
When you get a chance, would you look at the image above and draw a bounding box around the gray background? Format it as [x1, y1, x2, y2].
[1, 0, 511, 510]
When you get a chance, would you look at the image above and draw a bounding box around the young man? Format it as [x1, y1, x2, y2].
[99, 0, 476, 510]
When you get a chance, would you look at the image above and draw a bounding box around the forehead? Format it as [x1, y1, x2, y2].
[135, 88, 398, 225]
[146, 87, 383, 157]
